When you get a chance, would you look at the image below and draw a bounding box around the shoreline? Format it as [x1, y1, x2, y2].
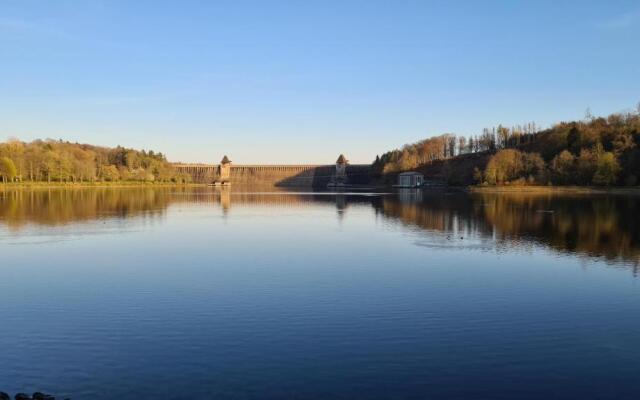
[2, 182, 640, 196]
[0, 182, 205, 189]
[468, 185, 640, 195]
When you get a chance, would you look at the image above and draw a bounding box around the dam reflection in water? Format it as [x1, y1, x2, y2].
[1, 187, 640, 399]
[1, 187, 638, 268]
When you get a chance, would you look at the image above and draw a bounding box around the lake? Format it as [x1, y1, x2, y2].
[1, 187, 639, 399]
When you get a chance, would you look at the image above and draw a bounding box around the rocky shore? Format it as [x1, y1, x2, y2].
[0, 392, 67, 400]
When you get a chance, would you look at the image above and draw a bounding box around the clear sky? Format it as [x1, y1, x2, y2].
[1, 0, 639, 164]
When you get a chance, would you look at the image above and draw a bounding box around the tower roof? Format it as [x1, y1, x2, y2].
[336, 154, 347, 164]
[221, 155, 231, 164]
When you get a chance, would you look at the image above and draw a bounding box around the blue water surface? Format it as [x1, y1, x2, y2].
[1, 188, 639, 399]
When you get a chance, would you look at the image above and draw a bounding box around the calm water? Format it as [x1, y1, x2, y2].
[1, 187, 639, 399]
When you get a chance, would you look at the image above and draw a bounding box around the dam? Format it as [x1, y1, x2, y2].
[174, 155, 372, 187]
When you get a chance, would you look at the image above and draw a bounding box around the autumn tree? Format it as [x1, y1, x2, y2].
[0, 157, 17, 183]
[100, 165, 120, 181]
[551, 150, 576, 184]
[576, 147, 599, 185]
[592, 152, 621, 186]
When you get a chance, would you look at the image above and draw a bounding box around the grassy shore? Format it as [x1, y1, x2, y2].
[469, 185, 640, 195]
[0, 181, 205, 188]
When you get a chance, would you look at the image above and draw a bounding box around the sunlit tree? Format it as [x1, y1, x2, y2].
[0, 157, 17, 183]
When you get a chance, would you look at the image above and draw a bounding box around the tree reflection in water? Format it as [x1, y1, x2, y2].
[378, 190, 640, 270]
[1, 187, 638, 269]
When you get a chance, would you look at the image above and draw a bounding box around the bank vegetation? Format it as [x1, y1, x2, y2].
[373, 106, 640, 187]
[0, 139, 191, 184]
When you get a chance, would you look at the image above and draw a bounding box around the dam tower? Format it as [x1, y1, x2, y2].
[218, 155, 232, 185]
[336, 154, 347, 181]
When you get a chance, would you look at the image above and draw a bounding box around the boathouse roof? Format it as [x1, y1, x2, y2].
[336, 154, 347, 164]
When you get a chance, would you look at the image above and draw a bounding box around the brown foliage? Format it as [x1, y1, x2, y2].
[0, 139, 188, 183]
[375, 106, 639, 187]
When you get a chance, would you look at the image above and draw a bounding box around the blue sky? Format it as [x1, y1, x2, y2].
[1, 0, 639, 164]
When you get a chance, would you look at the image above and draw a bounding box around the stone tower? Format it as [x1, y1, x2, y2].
[335, 154, 348, 184]
[219, 155, 231, 183]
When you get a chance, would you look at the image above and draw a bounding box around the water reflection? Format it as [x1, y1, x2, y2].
[0, 187, 170, 230]
[377, 190, 640, 270]
[1, 187, 639, 268]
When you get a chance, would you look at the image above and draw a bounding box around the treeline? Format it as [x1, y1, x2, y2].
[373, 122, 540, 174]
[373, 107, 640, 186]
[0, 139, 191, 183]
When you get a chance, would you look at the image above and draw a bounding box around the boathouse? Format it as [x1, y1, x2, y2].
[397, 171, 424, 188]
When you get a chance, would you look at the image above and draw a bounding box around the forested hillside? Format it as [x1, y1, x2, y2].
[373, 107, 640, 186]
[0, 139, 190, 183]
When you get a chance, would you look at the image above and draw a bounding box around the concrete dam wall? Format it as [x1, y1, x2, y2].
[230, 165, 332, 187]
[174, 163, 372, 187]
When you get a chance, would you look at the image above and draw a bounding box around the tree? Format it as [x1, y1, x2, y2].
[100, 165, 120, 181]
[39, 151, 58, 183]
[4, 139, 24, 180]
[0, 157, 17, 183]
[522, 152, 545, 183]
[576, 148, 598, 185]
[612, 131, 636, 155]
[399, 149, 418, 171]
[585, 107, 593, 121]
[480, 150, 546, 185]
[447, 134, 457, 158]
[551, 150, 575, 184]
[496, 125, 510, 149]
[55, 152, 73, 182]
[473, 167, 483, 184]
[566, 125, 582, 155]
[458, 137, 467, 155]
[592, 152, 620, 186]
[24, 144, 43, 181]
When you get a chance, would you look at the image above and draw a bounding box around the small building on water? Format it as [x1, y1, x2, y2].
[396, 171, 424, 188]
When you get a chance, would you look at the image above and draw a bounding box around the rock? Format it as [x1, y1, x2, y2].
[0, 392, 10, 400]
[14, 394, 32, 400]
